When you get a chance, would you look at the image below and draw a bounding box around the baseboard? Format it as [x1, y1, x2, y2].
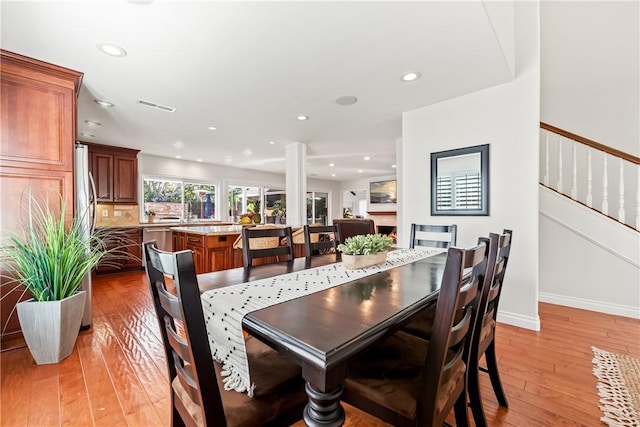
[497, 311, 540, 331]
[539, 292, 640, 319]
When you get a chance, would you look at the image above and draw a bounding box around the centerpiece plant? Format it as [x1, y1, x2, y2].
[2, 192, 128, 364]
[337, 234, 393, 269]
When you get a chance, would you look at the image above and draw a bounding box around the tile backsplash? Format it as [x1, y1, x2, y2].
[95, 204, 140, 226]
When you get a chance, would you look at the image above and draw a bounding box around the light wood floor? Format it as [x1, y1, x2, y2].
[1, 270, 638, 426]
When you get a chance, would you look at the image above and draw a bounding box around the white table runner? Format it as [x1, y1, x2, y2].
[200, 247, 445, 396]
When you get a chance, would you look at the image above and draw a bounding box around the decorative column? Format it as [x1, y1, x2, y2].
[286, 142, 307, 227]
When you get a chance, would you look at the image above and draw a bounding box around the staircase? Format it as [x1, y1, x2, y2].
[538, 123, 639, 319]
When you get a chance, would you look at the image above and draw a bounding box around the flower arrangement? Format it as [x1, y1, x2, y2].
[337, 234, 393, 256]
[145, 210, 156, 216]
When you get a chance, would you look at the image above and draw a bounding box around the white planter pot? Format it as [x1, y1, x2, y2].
[16, 291, 87, 365]
[341, 250, 388, 270]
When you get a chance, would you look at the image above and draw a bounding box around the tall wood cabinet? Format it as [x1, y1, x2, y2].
[86, 142, 139, 204]
[0, 50, 83, 350]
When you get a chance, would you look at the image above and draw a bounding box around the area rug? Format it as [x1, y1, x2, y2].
[592, 346, 640, 426]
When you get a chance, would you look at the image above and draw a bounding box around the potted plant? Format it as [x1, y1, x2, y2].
[271, 200, 286, 224]
[337, 233, 394, 270]
[1, 193, 123, 364]
[145, 210, 157, 223]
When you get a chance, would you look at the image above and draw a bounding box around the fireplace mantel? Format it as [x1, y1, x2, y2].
[366, 211, 397, 229]
[367, 211, 396, 216]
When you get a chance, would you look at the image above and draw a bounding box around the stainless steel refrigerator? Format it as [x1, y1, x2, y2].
[74, 143, 96, 329]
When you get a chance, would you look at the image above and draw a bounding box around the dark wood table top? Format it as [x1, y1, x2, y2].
[242, 253, 447, 388]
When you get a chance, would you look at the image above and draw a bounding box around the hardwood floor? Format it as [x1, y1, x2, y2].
[1, 270, 638, 426]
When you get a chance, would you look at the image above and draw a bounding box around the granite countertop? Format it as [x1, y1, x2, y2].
[98, 221, 233, 230]
[169, 225, 245, 236]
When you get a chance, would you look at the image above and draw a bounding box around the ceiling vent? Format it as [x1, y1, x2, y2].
[136, 99, 176, 113]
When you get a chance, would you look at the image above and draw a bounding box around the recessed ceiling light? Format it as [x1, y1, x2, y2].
[392, 164, 397, 168]
[336, 96, 358, 106]
[197, 159, 203, 162]
[80, 132, 95, 138]
[358, 170, 363, 173]
[84, 120, 102, 126]
[331, 173, 336, 177]
[175, 155, 182, 159]
[329, 163, 335, 167]
[173, 141, 184, 149]
[242, 149, 253, 156]
[296, 115, 309, 121]
[97, 42, 127, 57]
[94, 99, 114, 107]
[208, 126, 217, 131]
[401, 71, 421, 82]
[224, 156, 232, 163]
[364, 156, 370, 161]
[268, 141, 276, 145]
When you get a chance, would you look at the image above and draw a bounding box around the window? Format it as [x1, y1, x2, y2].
[228, 186, 262, 223]
[307, 192, 328, 225]
[143, 178, 216, 221]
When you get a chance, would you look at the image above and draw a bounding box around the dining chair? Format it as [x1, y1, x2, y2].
[303, 224, 337, 259]
[143, 241, 307, 427]
[241, 226, 294, 268]
[468, 229, 513, 427]
[401, 223, 458, 340]
[333, 218, 376, 245]
[409, 223, 457, 249]
[341, 241, 490, 427]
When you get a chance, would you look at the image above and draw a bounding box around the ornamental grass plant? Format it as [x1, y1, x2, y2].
[1, 192, 129, 303]
[336, 233, 393, 256]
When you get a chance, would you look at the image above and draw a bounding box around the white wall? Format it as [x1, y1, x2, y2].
[400, 2, 540, 330]
[541, 1, 640, 156]
[539, 186, 640, 318]
[139, 154, 342, 222]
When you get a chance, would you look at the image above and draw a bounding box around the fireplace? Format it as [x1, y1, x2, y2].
[377, 225, 397, 243]
[367, 210, 398, 243]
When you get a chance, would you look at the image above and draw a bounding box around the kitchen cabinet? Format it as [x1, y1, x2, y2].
[0, 50, 83, 350]
[172, 229, 239, 274]
[96, 227, 143, 273]
[87, 143, 139, 204]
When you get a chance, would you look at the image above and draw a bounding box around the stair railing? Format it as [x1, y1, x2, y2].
[540, 122, 640, 231]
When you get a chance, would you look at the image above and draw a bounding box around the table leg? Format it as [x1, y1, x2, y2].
[303, 382, 345, 427]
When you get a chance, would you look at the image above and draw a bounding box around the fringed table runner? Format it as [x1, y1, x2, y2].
[201, 247, 444, 396]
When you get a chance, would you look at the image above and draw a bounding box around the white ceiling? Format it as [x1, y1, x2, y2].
[1, 1, 512, 181]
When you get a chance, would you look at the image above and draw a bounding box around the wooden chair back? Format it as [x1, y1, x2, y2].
[409, 223, 457, 249]
[333, 218, 376, 245]
[242, 226, 294, 268]
[474, 229, 512, 354]
[143, 241, 226, 427]
[468, 229, 513, 427]
[417, 242, 488, 426]
[303, 224, 337, 259]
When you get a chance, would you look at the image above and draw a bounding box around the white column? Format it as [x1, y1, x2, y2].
[571, 141, 577, 200]
[586, 148, 593, 207]
[617, 159, 625, 223]
[602, 154, 608, 216]
[285, 142, 307, 227]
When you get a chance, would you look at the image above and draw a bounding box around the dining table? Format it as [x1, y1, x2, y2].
[197, 248, 448, 427]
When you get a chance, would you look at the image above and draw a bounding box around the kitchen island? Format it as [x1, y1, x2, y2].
[171, 225, 244, 274]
